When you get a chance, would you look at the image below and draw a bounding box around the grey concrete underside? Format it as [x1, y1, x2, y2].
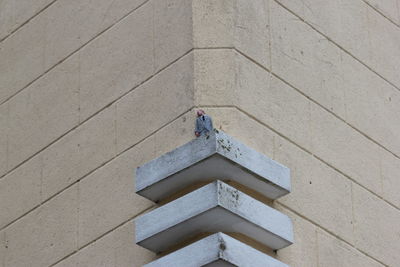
[136, 129, 291, 202]
[144, 232, 289, 267]
[135, 181, 293, 253]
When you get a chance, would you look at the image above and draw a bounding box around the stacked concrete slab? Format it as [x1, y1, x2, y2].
[135, 130, 293, 266]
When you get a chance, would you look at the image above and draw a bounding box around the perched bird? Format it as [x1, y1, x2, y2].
[195, 109, 213, 137]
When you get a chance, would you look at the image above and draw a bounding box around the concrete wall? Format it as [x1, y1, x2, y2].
[0, 0, 399, 266]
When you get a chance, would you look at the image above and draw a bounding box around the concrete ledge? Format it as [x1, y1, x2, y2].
[144, 232, 289, 267]
[136, 130, 290, 202]
[135, 181, 293, 253]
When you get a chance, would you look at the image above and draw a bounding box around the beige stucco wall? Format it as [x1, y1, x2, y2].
[0, 0, 399, 266]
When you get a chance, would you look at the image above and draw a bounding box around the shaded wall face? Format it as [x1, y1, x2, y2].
[0, 0, 399, 266]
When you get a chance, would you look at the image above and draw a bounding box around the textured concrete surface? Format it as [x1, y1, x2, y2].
[236, 56, 312, 150]
[7, 56, 80, 170]
[193, 0, 271, 69]
[270, 3, 346, 119]
[367, 5, 400, 89]
[0, 14, 46, 104]
[136, 129, 290, 202]
[42, 107, 116, 201]
[0, 230, 5, 267]
[78, 151, 153, 248]
[275, 0, 400, 89]
[42, 0, 148, 70]
[136, 181, 293, 253]
[364, 0, 400, 25]
[192, 0, 234, 48]
[205, 108, 275, 160]
[193, 49, 314, 149]
[116, 52, 194, 154]
[276, 207, 318, 267]
[274, 136, 354, 244]
[317, 230, 383, 267]
[1, 0, 399, 266]
[341, 53, 400, 156]
[0, 104, 7, 177]
[310, 104, 383, 196]
[353, 185, 400, 266]
[145, 233, 288, 267]
[381, 151, 400, 208]
[234, 0, 270, 69]
[4, 186, 78, 267]
[0, 156, 42, 229]
[193, 49, 236, 106]
[194, 43, 398, 208]
[0, 0, 53, 40]
[270, 1, 400, 157]
[53, 222, 154, 267]
[79, 0, 153, 121]
[154, 0, 192, 71]
[0, 0, 150, 104]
